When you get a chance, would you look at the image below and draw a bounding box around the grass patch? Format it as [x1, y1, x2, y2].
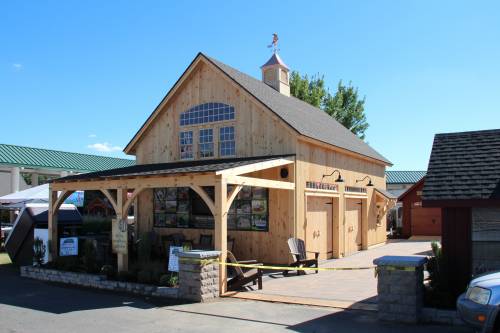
[0, 252, 12, 265]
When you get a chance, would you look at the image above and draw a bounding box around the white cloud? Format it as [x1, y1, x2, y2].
[87, 142, 122, 152]
[12, 63, 23, 71]
[88, 134, 97, 138]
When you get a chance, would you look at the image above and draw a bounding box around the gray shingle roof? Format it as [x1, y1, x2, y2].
[53, 154, 295, 182]
[422, 129, 500, 201]
[385, 171, 426, 184]
[204, 54, 391, 165]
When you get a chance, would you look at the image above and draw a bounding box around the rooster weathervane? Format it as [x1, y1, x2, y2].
[267, 33, 279, 53]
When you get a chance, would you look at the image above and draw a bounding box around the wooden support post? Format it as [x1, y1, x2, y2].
[337, 184, 346, 258]
[116, 188, 129, 272]
[48, 189, 58, 261]
[214, 176, 228, 294]
[361, 192, 370, 250]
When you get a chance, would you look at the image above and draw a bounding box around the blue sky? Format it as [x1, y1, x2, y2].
[1, 1, 499, 170]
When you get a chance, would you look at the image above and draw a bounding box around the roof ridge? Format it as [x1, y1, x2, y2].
[202, 53, 391, 165]
[0, 143, 134, 161]
[436, 128, 500, 137]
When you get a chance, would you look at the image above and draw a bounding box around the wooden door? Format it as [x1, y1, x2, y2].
[306, 196, 333, 259]
[345, 199, 362, 256]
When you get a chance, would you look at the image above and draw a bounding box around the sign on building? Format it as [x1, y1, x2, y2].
[64, 191, 85, 207]
[112, 218, 128, 254]
[59, 237, 78, 256]
[168, 246, 183, 272]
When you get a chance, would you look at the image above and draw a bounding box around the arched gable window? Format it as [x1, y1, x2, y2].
[179, 102, 235, 126]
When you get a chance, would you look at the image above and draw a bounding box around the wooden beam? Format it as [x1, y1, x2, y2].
[101, 189, 119, 213]
[227, 185, 243, 208]
[215, 157, 294, 176]
[116, 188, 129, 272]
[190, 185, 216, 216]
[225, 175, 294, 190]
[122, 186, 145, 216]
[48, 189, 58, 261]
[51, 174, 216, 191]
[52, 190, 74, 215]
[214, 177, 228, 294]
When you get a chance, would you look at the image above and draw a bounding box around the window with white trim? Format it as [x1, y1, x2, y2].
[199, 128, 214, 158]
[180, 103, 234, 126]
[179, 131, 193, 160]
[219, 126, 235, 157]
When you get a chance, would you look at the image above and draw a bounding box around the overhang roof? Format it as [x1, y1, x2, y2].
[124, 53, 391, 166]
[422, 129, 500, 202]
[375, 188, 398, 201]
[52, 154, 295, 182]
[0, 143, 135, 172]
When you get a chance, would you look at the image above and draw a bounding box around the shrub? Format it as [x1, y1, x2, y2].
[117, 270, 137, 282]
[100, 265, 115, 279]
[159, 273, 178, 287]
[425, 241, 455, 308]
[159, 274, 170, 286]
[54, 256, 80, 272]
[137, 270, 152, 284]
[33, 237, 46, 267]
[81, 217, 112, 235]
[137, 233, 152, 263]
[168, 274, 179, 287]
[81, 240, 98, 273]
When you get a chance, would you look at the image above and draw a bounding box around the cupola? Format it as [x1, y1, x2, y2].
[261, 52, 290, 97]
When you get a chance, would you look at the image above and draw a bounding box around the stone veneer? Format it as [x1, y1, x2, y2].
[20, 266, 178, 298]
[178, 250, 220, 302]
[373, 255, 427, 324]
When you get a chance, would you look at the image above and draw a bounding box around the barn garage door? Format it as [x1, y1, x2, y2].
[306, 196, 333, 260]
[410, 206, 441, 236]
[345, 199, 362, 256]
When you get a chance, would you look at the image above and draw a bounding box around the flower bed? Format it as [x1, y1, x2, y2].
[20, 266, 178, 299]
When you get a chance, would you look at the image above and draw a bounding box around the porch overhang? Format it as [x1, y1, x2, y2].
[47, 154, 296, 293]
[374, 188, 397, 215]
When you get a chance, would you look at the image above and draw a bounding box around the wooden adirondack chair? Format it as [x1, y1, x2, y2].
[227, 251, 263, 291]
[284, 238, 319, 276]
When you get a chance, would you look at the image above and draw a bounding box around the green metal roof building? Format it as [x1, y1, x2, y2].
[0, 143, 135, 197]
[0, 144, 135, 173]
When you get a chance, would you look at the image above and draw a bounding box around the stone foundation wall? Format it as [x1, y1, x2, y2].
[20, 266, 178, 298]
[178, 250, 220, 302]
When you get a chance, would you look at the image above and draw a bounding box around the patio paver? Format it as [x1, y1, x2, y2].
[242, 239, 433, 305]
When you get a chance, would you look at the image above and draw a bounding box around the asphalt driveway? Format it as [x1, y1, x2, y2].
[0, 259, 471, 333]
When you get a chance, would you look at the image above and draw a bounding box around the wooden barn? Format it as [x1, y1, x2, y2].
[398, 177, 441, 238]
[423, 129, 500, 297]
[47, 52, 394, 293]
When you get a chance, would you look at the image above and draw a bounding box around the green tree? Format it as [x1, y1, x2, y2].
[289, 71, 369, 139]
[289, 71, 326, 108]
[324, 81, 369, 140]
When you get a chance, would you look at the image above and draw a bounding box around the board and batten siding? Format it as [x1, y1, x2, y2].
[130, 57, 389, 263]
[295, 139, 387, 258]
[134, 61, 296, 164]
[133, 60, 296, 264]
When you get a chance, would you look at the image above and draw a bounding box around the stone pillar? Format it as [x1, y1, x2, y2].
[178, 250, 220, 302]
[374, 255, 428, 324]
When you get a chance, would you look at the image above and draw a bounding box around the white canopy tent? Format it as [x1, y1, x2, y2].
[0, 184, 83, 209]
